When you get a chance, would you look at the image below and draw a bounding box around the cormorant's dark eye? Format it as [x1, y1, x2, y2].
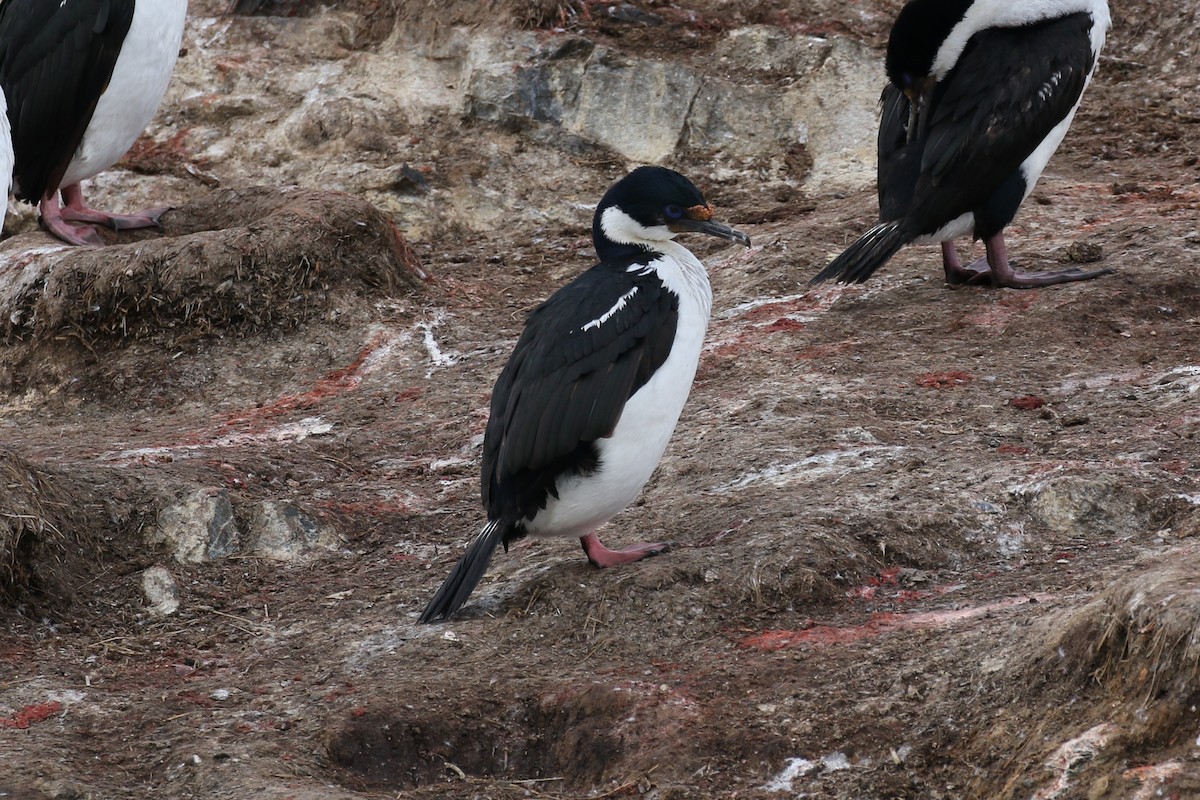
[664, 204, 684, 219]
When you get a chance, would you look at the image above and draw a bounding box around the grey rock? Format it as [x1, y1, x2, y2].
[288, 95, 399, 152]
[466, 57, 584, 128]
[1023, 475, 1149, 537]
[141, 566, 181, 616]
[568, 49, 701, 163]
[247, 501, 340, 562]
[713, 26, 832, 76]
[462, 28, 880, 189]
[682, 78, 796, 160]
[151, 489, 241, 563]
[785, 36, 883, 192]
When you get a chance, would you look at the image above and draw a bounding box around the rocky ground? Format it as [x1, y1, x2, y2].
[1, 1, 1199, 798]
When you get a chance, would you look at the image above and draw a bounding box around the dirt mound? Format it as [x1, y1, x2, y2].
[0, 450, 109, 614]
[962, 545, 1200, 798]
[0, 187, 424, 390]
[1058, 549, 1200, 746]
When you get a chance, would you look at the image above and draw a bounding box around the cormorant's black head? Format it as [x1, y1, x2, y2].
[886, 0, 974, 92]
[592, 166, 750, 261]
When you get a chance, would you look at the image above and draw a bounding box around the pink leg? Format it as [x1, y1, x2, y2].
[983, 234, 1112, 288]
[941, 241, 991, 285]
[39, 193, 105, 246]
[60, 183, 170, 231]
[942, 234, 1111, 288]
[580, 531, 673, 568]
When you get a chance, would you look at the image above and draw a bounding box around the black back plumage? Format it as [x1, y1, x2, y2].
[888, 13, 1094, 239]
[0, 0, 134, 202]
[813, 5, 1097, 284]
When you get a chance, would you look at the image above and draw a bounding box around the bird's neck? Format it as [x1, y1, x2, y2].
[594, 237, 655, 262]
[629, 241, 714, 324]
[593, 205, 675, 262]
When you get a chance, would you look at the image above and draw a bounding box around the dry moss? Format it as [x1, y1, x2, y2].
[0, 449, 102, 611]
[0, 187, 424, 351]
[1047, 548, 1200, 749]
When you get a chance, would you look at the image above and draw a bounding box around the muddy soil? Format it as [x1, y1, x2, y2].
[1, 1, 1199, 799]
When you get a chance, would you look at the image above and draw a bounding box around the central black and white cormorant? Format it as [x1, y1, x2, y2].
[419, 166, 751, 623]
[811, 0, 1111, 288]
[0, 0, 188, 246]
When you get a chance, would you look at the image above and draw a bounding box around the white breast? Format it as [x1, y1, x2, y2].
[60, 0, 188, 188]
[0, 89, 11, 230]
[526, 246, 713, 539]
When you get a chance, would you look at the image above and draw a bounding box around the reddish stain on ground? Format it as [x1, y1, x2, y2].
[845, 568, 957, 604]
[916, 370, 973, 388]
[1010, 395, 1046, 410]
[762, 318, 806, 333]
[0, 645, 30, 663]
[215, 333, 388, 434]
[872, 567, 903, 585]
[738, 596, 1048, 650]
[997, 444, 1033, 456]
[0, 702, 63, 729]
[118, 130, 201, 175]
[177, 691, 217, 708]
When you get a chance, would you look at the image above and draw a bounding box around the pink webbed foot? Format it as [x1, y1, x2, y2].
[61, 205, 170, 231]
[60, 184, 170, 233]
[941, 237, 1112, 289]
[580, 532, 674, 568]
[39, 194, 105, 246]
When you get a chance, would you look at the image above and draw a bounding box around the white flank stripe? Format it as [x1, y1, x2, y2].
[582, 287, 639, 332]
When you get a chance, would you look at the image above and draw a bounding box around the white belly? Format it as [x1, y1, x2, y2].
[527, 248, 713, 538]
[60, 0, 187, 188]
[914, 211, 975, 244]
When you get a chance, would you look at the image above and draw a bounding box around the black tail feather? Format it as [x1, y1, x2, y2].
[418, 520, 508, 623]
[810, 221, 909, 285]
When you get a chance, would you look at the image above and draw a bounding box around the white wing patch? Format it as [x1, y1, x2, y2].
[582, 287, 639, 332]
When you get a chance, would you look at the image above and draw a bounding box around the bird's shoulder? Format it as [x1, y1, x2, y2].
[0, 0, 134, 66]
[509, 253, 680, 376]
[923, 12, 1095, 176]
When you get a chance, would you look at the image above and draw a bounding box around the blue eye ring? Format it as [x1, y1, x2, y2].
[664, 204, 684, 220]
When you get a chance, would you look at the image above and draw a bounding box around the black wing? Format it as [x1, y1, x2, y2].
[0, 0, 134, 202]
[877, 82, 920, 223]
[482, 257, 678, 525]
[887, 12, 1095, 235]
